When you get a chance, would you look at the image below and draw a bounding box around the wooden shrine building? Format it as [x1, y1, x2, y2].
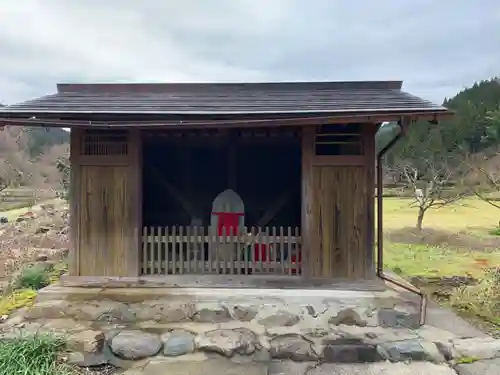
[0, 81, 451, 283]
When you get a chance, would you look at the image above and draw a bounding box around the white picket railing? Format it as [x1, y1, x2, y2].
[141, 226, 301, 276]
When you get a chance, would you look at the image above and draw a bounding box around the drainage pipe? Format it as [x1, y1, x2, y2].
[375, 119, 428, 326]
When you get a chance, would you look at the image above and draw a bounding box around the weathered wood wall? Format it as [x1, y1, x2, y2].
[302, 123, 375, 280]
[68, 123, 375, 279]
[69, 128, 141, 276]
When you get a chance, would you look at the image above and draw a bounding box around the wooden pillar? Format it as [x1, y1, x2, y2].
[129, 128, 142, 276]
[362, 123, 376, 278]
[301, 127, 315, 279]
[68, 128, 82, 276]
[70, 127, 141, 277]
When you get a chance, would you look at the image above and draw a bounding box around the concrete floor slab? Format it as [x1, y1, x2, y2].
[272, 362, 458, 375]
[123, 357, 268, 375]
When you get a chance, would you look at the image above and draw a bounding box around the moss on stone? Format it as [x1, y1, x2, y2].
[456, 355, 481, 364]
[0, 289, 38, 316]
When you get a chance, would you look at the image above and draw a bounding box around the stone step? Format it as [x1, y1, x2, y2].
[33, 285, 420, 329]
[5, 311, 499, 370]
[37, 284, 400, 304]
[61, 325, 448, 367]
[25, 297, 420, 331]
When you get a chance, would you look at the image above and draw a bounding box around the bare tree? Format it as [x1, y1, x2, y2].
[464, 151, 500, 211]
[392, 157, 465, 230]
[55, 156, 70, 201]
[0, 127, 27, 194]
[0, 176, 8, 192]
[0, 160, 23, 192]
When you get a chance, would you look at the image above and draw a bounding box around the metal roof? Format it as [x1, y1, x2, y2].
[0, 81, 449, 117]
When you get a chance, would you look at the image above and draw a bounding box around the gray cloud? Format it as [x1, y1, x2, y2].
[0, 0, 499, 105]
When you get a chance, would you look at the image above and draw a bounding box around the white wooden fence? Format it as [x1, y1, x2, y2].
[141, 226, 301, 276]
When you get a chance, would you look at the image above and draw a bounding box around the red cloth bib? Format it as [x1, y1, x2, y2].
[212, 212, 244, 236]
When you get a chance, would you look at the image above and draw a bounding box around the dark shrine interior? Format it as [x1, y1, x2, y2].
[141, 128, 301, 229]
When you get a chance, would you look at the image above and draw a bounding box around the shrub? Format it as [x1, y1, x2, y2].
[48, 262, 68, 284]
[0, 289, 38, 315]
[16, 264, 51, 290]
[488, 227, 500, 236]
[392, 266, 403, 275]
[450, 269, 500, 325]
[0, 334, 73, 375]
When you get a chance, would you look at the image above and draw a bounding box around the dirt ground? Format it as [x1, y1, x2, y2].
[0, 200, 69, 287]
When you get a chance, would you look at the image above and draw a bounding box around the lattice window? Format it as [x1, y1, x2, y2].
[314, 124, 362, 156]
[81, 129, 129, 156]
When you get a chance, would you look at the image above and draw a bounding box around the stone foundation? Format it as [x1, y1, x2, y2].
[28, 283, 423, 330]
[1, 284, 496, 369]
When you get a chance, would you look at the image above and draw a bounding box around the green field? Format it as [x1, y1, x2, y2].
[381, 197, 500, 278]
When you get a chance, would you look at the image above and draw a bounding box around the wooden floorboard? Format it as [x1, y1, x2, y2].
[59, 274, 386, 291]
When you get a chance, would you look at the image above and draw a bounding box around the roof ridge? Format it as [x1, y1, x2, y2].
[57, 81, 403, 93]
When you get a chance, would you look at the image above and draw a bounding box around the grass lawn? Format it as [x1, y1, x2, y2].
[381, 197, 500, 278]
[383, 242, 500, 278]
[382, 197, 500, 232]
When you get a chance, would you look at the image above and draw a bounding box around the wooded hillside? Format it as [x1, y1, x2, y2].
[0, 125, 69, 190]
[390, 78, 500, 163]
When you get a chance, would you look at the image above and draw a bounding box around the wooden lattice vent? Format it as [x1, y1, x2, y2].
[81, 129, 129, 156]
[314, 124, 362, 156]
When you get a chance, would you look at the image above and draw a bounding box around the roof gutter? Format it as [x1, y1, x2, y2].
[375, 116, 428, 326]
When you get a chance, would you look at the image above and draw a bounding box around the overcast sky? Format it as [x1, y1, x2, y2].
[1, 0, 499, 105]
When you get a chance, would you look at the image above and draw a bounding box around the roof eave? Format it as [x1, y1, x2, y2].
[0, 108, 454, 129]
[0, 107, 451, 116]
